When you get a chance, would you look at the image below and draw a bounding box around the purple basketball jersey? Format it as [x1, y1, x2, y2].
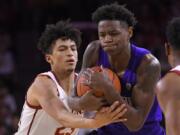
[96, 44, 165, 135]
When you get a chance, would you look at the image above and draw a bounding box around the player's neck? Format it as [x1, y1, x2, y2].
[60, 75, 74, 95]
[51, 70, 75, 94]
[109, 44, 131, 73]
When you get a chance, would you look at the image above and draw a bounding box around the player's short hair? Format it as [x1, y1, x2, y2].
[166, 17, 180, 49]
[92, 3, 137, 27]
[37, 20, 81, 54]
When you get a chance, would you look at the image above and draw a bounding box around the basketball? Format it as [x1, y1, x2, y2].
[77, 66, 121, 97]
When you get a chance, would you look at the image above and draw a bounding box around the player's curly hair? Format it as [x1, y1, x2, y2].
[92, 3, 137, 27]
[37, 20, 81, 54]
[166, 17, 180, 49]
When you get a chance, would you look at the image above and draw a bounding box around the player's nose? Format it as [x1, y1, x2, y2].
[104, 34, 113, 42]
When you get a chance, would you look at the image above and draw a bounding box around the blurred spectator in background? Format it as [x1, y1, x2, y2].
[0, 32, 15, 79]
[0, 80, 17, 135]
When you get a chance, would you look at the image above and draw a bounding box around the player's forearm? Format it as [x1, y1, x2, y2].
[123, 95, 154, 131]
[67, 96, 82, 111]
[122, 106, 146, 131]
[103, 86, 148, 131]
[102, 84, 124, 105]
[57, 110, 99, 128]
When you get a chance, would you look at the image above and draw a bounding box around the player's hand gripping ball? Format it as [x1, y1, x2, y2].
[77, 66, 121, 97]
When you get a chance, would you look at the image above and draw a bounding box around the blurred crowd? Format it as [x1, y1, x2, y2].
[0, 0, 180, 134]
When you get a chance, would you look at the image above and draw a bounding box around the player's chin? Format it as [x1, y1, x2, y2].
[65, 66, 76, 72]
[103, 46, 117, 53]
[104, 48, 117, 55]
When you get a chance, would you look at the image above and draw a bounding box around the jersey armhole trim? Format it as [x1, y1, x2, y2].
[169, 70, 180, 76]
[26, 97, 42, 109]
[27, 109, 39, 135]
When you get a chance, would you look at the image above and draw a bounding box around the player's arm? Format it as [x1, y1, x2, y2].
[123, 54, 160, 131]
[98, 54, 160, 131]
[81, 40, 100, 69]
[156, 73, 180, 135]
[76, 43, 160, 130]
[28, 76, 126, 128]
[68, 41, 104, 111]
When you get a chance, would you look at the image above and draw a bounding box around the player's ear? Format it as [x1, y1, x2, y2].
[45, 54, 53, 65]
[165, 42, 171, 56]
[128, 26, 133, 38]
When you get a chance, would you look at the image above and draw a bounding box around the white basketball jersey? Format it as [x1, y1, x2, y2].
[171, 65, 180, 72]
[15, 71, 79, 135]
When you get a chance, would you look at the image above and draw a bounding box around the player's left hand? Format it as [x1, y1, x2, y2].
[82, 67, 114, 93]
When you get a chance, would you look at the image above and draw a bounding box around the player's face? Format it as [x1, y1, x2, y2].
[46, 38, 78, 73]
[98, 20, 132, 55]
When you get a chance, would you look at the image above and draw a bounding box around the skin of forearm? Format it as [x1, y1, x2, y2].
[56, 110, 99, 128]
[122, 107, 145, 131]
[102, 84, 124, 105]
[102, 85, 146, 131]
[104, 93, 145, 130]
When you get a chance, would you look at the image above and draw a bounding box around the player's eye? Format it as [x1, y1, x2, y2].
[58, 47, 66, 51]
[109, 32, 120, 36]
[99, 33, 106, 37]
[71, 46, 77, 51]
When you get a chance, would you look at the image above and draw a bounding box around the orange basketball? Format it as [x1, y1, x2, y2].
[77, 66, 121, 97]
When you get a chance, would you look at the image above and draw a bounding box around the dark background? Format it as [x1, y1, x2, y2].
[1, 0, 179, 134]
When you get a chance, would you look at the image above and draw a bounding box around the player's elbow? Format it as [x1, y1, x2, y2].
[127, 123, 144, 132]
[126, 118, 145, 132]
[57, 117, 72, 128]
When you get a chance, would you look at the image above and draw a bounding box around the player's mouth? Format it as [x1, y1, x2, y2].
[102, 44, 117, 49]
[66, 59, 76, 64]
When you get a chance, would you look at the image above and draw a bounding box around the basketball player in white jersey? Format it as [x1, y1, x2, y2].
[15, 20, 127, 135]
[156, 17, 180, 135]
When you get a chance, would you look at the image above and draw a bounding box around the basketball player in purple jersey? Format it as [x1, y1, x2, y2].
[68, 3, 165, 135]
[156, 17, 180, 135]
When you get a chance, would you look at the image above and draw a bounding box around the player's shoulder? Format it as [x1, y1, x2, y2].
[35, 74, 54, 86]
[157, 71, 180, 97]
[144, 52, 160, 67]
[82, 40, 101, 68]
[138, 53, 161, 76]
[170, 65, 180, 73]
[133, 44, 160, 70]
[85, 40, 100, 52]
[163, 70, 180, 87]
[29, 74, 56, 95]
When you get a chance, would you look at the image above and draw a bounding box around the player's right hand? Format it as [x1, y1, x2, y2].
[79, 90, 108, 111]
[93, 101, 127, 128]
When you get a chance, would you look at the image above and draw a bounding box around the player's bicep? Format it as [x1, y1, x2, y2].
[33, 77, 66, 118]
[136, 54, 161, 93]
[166, 98, 180, 121]
[165, 92, 180, 135]
[157, 73, 180, 112]
[156, 73, 180, 134]
[132, 54, 160, 113]
[38, 92, 66, 118]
